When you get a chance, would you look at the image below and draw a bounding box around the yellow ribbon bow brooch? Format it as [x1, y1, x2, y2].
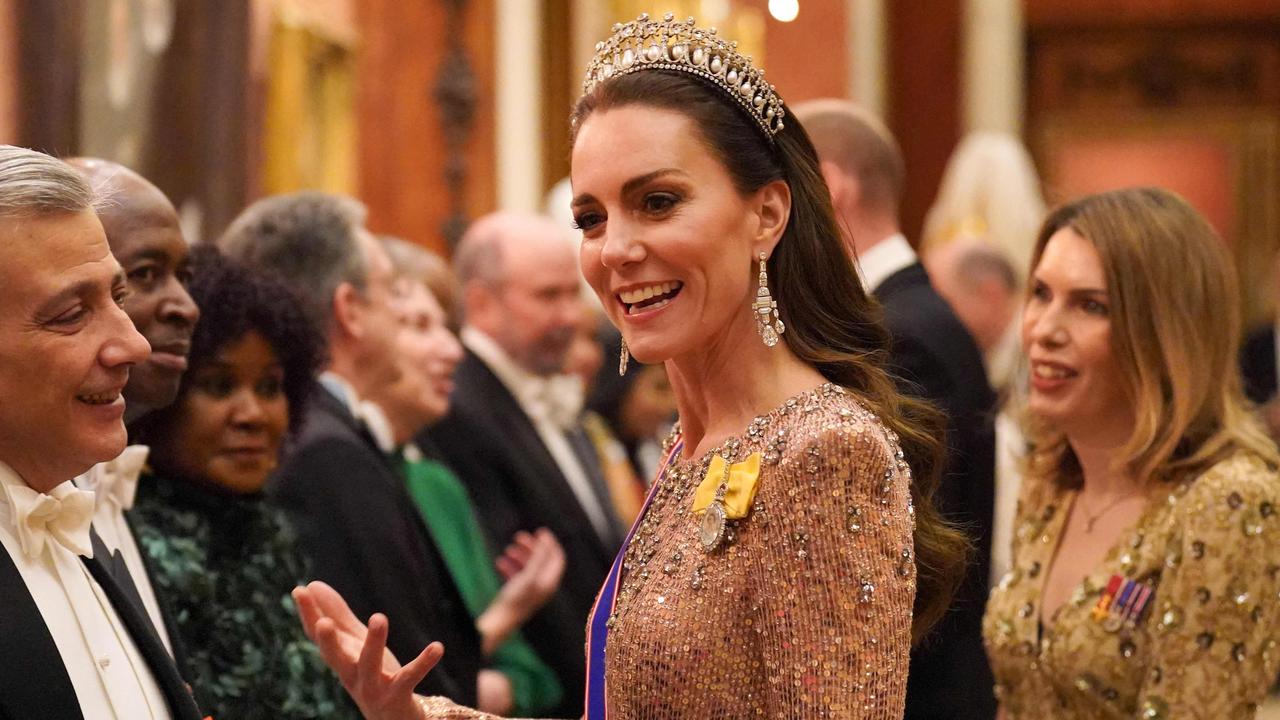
[691, 452, 762, 552]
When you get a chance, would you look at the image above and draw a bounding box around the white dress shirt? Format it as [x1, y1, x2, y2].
[857, 232, 918, 292]
[75, 446, 173, 653]
[0, 462, 171, 719]
[462, 326, 615, 541]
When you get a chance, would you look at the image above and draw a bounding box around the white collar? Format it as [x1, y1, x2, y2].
[461, 326, 584, 429]
[461, 326, 536, 393]
[318, 372, 399, 453]
[857, 233, 917, 292]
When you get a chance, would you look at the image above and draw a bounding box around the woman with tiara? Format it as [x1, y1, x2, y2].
[296, 14, 967, 719]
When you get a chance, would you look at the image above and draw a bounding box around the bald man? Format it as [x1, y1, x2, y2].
[64, 158, 200, 659]
[425, 212, 623, 718]
[66, 159, 199, 421]
[794, 101, 998, 720]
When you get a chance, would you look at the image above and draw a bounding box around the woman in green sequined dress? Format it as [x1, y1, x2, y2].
[130, 246, 357, 719]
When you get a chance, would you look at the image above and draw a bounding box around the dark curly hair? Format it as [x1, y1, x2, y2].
[133, 245, 324, 438]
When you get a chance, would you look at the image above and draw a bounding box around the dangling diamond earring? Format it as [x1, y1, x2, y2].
[752, 252, 785, 347]
[619, 336, 630, 375]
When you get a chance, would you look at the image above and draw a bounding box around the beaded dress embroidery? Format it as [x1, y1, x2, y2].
[420, 383, 918, 718]
[983, 451, 1280, 719]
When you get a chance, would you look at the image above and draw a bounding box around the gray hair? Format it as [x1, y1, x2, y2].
[0, 145, 98, 218]
[955, 243, 1019, 293]
[217, 191, 368, 330]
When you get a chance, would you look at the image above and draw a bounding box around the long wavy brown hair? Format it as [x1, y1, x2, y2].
[571, 71, 968, 643]
[1024, 187, 1278, 489]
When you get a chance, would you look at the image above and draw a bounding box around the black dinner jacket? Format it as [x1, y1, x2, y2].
[270, 385, 481, 705]
[423, 349, 622, 718]
[874, 262, 999, 720]
[1239, 325, 1277, 405]
[0, 531, 200, 720]
[0, 543, 85, 720]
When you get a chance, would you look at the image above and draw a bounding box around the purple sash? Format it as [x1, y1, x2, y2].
[584, 435, 684, 719]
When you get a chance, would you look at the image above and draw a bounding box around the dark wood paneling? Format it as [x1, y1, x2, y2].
[14, 0, 83, 154]
[1026, 0, 1280, 28]
[887, 0, 963, 243]
[357, 0, 496, 254]
[542, 0, 573, 195]
[142, 1, 252, 243]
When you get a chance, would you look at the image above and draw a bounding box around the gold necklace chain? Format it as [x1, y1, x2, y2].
[1076, 491, 1145, 533]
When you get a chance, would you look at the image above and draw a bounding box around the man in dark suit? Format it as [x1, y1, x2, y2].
[219, 192, 483, 705]
[425, 212, 626, 717]
[796, 101, 999, 720]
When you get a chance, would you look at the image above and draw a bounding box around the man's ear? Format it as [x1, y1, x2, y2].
[462, 281, 492, 329]
[818, 160, 860, 214]
[752, 178, 792, 256]
[331, 282, 364, 341]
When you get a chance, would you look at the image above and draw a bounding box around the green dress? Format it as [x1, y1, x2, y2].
[131, 471, 359, 720]
[403, 456, 564, 715]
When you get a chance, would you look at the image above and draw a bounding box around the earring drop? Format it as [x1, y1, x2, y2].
[752, 252, 785, 347]
[619, 336, 630, 375]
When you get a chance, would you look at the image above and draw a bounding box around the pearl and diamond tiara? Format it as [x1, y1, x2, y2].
[582, 12, 787, 140]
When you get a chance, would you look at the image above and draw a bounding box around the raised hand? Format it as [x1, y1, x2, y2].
[495, 528, 566, 611]
[477, 528, 566, 653]
[293, 581, 442, 720]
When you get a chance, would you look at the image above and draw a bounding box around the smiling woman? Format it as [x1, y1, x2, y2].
[984, 188, 1280, 720]
[125, 247, 356, 720]
[294, 13, 967, 720]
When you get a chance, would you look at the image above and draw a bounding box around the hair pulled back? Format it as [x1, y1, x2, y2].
[572, 70, 967, 643]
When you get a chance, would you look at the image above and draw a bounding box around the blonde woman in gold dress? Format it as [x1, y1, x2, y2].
[983, 187, 1280, 719]
[290, 13, 968, 720]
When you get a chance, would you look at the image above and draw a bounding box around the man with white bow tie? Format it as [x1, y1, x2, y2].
[425, 212, 624, 718]
[65, 158, 201, 656]
[0, 146, 203, 719]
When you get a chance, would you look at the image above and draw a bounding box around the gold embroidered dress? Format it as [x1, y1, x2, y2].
[420, 383, 917, 718]
[983, 451, 1280, 720]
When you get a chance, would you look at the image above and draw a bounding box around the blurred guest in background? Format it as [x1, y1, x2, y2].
[984, 187, 1280, 719]
[369, 236, 567, 716]
[796, 99, 998, 720]
[129, 247, 356, 719]
[66, 157, 201, 655]
[425, 212, 625, 716]
[565, 300, 648, 526]
[926, 239, 1022, 393]
[920, 132, 1046, 288]
[218, 192, 484, 704]
[1240, 255, 1280, 443]
[919, 133, 1043, 394]
[586, 330, 677, 485]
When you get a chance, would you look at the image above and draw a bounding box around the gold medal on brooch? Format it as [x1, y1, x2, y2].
[698, 486, 729, 552]
[692, 452, 761, 553]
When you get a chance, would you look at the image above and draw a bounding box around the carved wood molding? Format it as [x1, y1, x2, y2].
[1030, 30, 1280, 112]
[433, 0, 476, 249]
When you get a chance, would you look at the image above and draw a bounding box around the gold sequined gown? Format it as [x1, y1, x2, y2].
[983, 450, 1280, 720]
[420, 383, 917, 718]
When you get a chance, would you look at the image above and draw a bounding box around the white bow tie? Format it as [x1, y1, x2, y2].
[2, 480, 96, 560]
[91, 445, 150, 512]
[521, 375, 585, 430]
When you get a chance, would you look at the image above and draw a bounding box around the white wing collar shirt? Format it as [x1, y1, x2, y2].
[75, 445, 173, 652]
[461, 326, 614, 541]
[857, 232, 918, 293]
[0, 461, 171, 719]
